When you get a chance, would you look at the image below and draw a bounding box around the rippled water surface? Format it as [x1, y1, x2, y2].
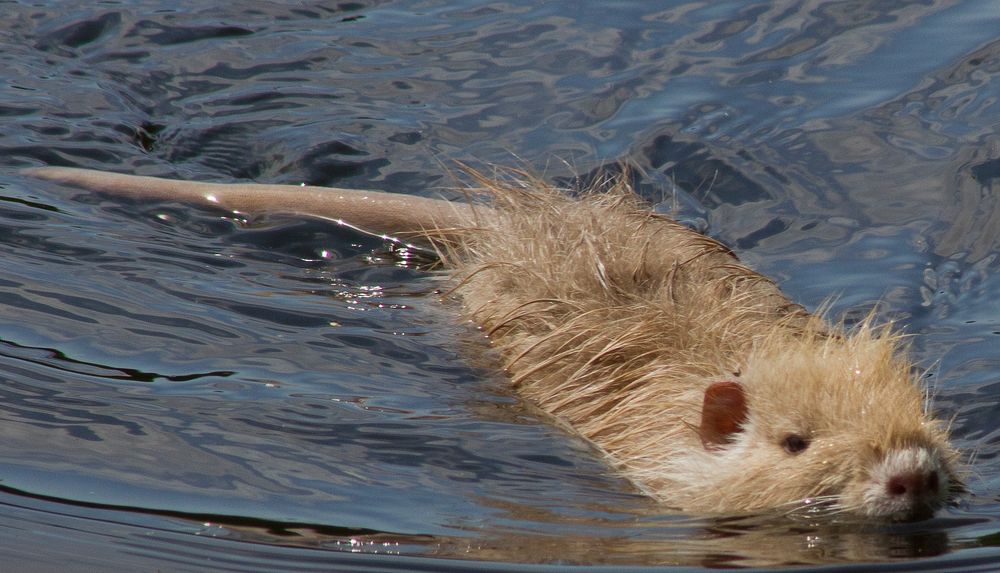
[2, 1, 1000, 571]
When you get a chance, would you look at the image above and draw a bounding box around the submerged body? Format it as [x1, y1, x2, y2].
[24, 166, 960, 520]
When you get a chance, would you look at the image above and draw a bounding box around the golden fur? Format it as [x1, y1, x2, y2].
[439, 171, 958, 517]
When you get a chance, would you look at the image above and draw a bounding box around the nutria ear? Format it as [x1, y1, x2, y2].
[699, 381, 748, 450]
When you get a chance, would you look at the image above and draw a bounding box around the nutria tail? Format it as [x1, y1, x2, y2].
[21, 166, 475, 246]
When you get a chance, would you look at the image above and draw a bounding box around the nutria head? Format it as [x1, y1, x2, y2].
[685, 324, 959, 521]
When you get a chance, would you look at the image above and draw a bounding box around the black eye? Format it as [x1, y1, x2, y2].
[782, 434, 810, 455]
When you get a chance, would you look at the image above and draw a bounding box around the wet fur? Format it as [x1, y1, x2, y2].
[23, 166, 960, 519]
[442, 172, 958, 517]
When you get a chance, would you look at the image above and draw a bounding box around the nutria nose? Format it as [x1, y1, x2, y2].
[887, 470, 940, 499]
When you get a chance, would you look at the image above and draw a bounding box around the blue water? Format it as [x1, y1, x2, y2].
[2, 1, 1000, 570]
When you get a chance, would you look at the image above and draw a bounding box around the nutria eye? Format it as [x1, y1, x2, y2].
[782, 434, 809, 454]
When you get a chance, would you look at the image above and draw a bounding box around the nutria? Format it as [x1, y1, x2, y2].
[22, 166, 961, 520]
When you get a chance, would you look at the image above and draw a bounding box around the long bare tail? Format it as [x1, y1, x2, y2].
[22, 167, 475, 244]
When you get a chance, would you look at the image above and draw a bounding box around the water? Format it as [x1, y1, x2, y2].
[1, 0, 999, 570]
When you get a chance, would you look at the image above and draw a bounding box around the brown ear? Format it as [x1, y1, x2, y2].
[699, 381, 748, 450]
